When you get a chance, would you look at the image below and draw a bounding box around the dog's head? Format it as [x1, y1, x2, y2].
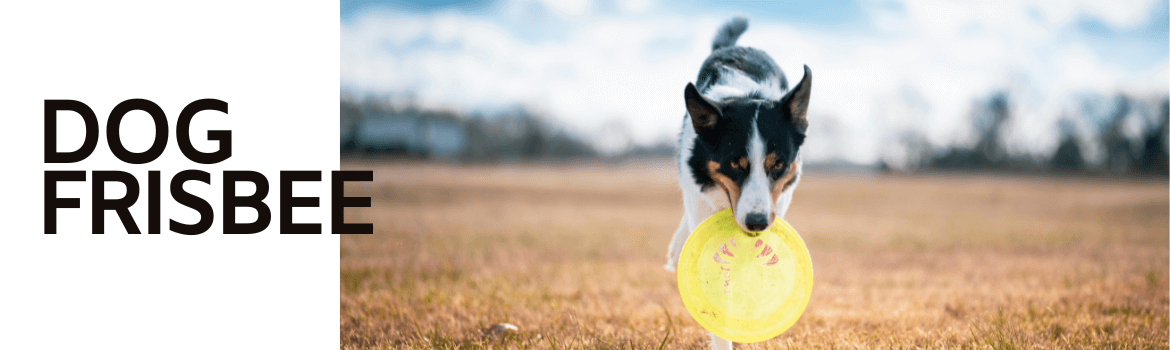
[685, 66, 811, 234]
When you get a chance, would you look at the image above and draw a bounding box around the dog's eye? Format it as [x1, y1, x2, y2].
[765, 154, 784, 172]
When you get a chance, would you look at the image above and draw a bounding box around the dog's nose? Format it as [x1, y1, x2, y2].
[744, 213, 770, 231]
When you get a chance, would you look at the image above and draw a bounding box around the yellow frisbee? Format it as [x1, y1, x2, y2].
[677, 209, 813, 343]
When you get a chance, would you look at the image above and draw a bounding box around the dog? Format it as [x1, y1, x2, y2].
[664, 17, 812, 350]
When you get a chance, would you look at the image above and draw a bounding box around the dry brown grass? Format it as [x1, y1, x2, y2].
[340, 160, 1168, 349]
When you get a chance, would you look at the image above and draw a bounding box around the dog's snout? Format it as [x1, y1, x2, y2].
[744, 213, 770, 232]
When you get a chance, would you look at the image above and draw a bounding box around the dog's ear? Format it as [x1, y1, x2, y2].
[783, 65, 812, 131]
[685, 82, 721, 131]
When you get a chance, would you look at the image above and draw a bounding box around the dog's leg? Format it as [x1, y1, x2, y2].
[709, 333, 733, 350]
[664, 215, 690, 272]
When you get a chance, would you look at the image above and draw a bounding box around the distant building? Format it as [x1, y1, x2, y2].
[350, 111, 466, 158]
[420, 117, 465, 158]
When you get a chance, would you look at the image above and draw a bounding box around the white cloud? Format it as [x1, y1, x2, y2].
[542, 0, 593, 17]
[618, 0, 654, 14]
[1034, 0, 1160, 29]
[500, 0, 594, 19]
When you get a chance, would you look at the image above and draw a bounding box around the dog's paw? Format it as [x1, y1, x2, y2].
[664, 257, 678, 273]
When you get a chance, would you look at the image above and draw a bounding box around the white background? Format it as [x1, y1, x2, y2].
[0, 1, 339, 349]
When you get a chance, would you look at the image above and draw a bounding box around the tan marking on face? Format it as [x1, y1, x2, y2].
[731, 157, 747, 170]
[765, 153, 783, 171]
[770, 160, 801, 204]
[707, 161, 741, 213]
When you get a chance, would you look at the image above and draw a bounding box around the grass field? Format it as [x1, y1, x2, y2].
[340, 161, 1168, 349]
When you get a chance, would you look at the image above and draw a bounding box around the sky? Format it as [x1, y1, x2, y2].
[340, 0, 1169, 165]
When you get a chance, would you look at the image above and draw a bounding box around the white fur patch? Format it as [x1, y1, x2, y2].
[735, 108, 773, 226]
[702, 68, 784, 101]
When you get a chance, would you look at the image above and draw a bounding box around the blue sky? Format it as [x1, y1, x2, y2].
[341, 0, 1169, 164]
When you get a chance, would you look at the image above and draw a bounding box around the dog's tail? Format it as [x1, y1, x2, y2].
[711, 16, 748, 51]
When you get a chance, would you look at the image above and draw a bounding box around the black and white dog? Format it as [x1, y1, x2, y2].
[664, 17, 812, 350]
